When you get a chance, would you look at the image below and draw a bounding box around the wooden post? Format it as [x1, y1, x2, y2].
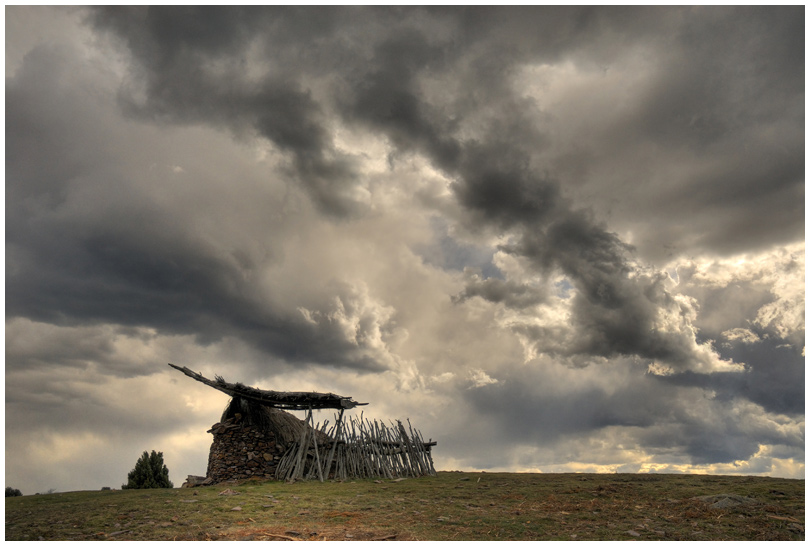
[323, 409, 344, 480]
[309, 408, 324, 482]
[291, 409, 311, 480]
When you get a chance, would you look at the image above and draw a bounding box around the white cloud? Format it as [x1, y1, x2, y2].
[468, 369, 499, 388]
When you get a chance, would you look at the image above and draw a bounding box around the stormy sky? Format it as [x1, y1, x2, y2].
[6, 6, 805, 494]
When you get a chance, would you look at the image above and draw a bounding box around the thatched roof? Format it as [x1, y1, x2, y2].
[168, 364, 367, 411]
[219, 396, 333, 445]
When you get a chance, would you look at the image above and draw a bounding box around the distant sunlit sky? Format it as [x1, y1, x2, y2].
[5, 6, 804, 494]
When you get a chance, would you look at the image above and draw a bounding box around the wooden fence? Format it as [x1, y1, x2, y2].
[275, 410, 436, 482]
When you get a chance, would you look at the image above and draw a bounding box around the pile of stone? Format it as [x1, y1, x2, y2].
[695, 494, 759, 509]
[204, 416, 288, 483]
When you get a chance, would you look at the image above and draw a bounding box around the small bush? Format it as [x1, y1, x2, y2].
[6, 486, 23, 497]
[122, 450, 174, 489]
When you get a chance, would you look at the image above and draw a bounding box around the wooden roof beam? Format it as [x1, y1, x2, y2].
[168, 363, 368, 411]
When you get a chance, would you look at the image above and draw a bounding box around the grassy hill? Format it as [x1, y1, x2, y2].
[5, 472, 804, 540]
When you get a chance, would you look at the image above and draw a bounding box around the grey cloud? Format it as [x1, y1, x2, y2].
[85, 6, 803, 375]
[5, 43, 392, 375]
[676, 270, 775, 342]
[664, 254, 805, 415]
[414, 218, 502, 278]
[324, 9, 727, 373]
[90, 6, 368, 218]
[87, 6, 804, 257]
[459, 360, 801, 466]
[452, 273, 546, 309]
[338, 28, 463, 173]
[5, 320, 145, 377]
[7, 224, 388, 373]
[631, 7, 803, 151]
[663, 338, 804, 416]
[6, 7, 804, 489]
[558, 8, 802, 261]
[493, 209, 718, 371]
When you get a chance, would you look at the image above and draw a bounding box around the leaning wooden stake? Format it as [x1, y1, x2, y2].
[309, 409, 324, 482]
[290, 410, 311, 481]
[323, 409, 344, 479]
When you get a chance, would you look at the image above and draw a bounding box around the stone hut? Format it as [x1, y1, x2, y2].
[169, 363, 435, 486]
[205, 398, 329, 483]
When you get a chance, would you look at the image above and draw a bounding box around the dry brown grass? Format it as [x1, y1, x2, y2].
[5, 471, 804, 540]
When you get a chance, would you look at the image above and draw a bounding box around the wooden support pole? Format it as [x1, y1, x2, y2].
[323, 409, 344, 480]
[309, 409, 324, 482]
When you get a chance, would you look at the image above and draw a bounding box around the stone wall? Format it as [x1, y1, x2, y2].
[205, 416, 289, 483]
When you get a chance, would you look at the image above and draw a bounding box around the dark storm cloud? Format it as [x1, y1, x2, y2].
[5, 7, 805, 491]
[334, 15, 700, 367]
[7, 220, 387, 374]
[667, 337, 805, 417]
[89, 6, 368, 218]
[460, 360, 802, 466]
[87, 5, 804, 250]
[575, 6, 803, 260]
[629, 6, 803, 151]
[5, 44, 386, 374]
[326, 6, 803, 372]
[452, 275, 546, 309]
[13, 6, 805, 376]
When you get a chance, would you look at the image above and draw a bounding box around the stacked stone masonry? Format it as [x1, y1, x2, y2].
[206, 417, 287, 483]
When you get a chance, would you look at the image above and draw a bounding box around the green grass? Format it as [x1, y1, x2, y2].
[5, 472, 804, 540]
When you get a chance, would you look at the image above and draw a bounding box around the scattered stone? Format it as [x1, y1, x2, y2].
[219, 489, 241, 496]
[626, 530, 640, 537]
[179, 499, 198, 503]
[695, 494, 758, 510]
[231, 506, 243, 511]
[285, 530, 301, 537]
[182, 475, 208, 488]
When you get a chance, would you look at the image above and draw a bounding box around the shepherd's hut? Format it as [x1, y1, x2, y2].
[169, 364, 436, 486]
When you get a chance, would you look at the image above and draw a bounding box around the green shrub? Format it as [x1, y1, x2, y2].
[122, 450, 174, 489]
[6, 486, 22, 497]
